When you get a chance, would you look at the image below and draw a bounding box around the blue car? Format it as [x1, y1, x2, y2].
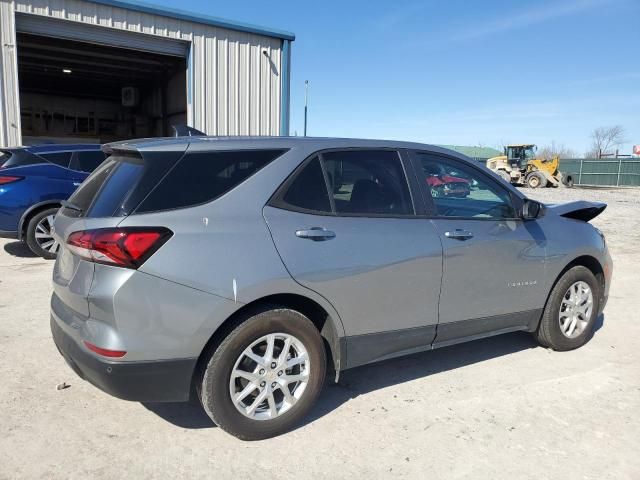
[0, 144, 107, 258]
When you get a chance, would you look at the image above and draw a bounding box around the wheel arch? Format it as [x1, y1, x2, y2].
[559, 255, 605, 293]
[193, 292, 346, 391]
[535, 254, 606, 332]
[18, 200, 64, 240]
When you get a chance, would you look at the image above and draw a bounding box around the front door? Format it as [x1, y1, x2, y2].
[410, 151, 547, 346]
[264, 149, 443, 367]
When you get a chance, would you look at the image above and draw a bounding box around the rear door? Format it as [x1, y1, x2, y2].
[409, 151, 547, 345]
[263, 149, 443, 368]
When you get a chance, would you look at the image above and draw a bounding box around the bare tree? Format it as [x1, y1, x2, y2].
[538, 141, 576, 160]
[586, 125, 626, 158]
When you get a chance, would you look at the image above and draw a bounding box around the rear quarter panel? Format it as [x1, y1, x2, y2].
[0, 164, 78, 231]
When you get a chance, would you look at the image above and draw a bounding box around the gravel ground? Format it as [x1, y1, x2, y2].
[1, 186, 639, 479]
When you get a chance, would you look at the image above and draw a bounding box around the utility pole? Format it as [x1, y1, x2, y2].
[304, 80, 309, 137]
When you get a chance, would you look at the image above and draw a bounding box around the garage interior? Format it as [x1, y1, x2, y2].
[16, 33, 187, 145]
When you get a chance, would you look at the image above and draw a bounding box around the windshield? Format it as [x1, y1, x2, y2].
[524, 147, 537, 160]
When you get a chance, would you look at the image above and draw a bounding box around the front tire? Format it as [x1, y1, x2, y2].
[198, 307, 326, 440]
[535, 266, 600, 351]
[526, 171, 547, 189]
[25, 207, 60, 259]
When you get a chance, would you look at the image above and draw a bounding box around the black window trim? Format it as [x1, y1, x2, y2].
[407, 149, 526, 221]
[268, 147, 418, 219]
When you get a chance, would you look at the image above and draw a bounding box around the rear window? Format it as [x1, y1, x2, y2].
[64, 152, 177, 218]
[135, 149, 286, 213]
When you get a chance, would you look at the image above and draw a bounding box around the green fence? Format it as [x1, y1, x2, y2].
[472, 157, 640, 187]
[559, 158, 640, 186]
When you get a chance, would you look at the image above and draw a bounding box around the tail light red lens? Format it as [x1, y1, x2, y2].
[83, 341, 127, 358]
[0, 175, 23, 185]
[67, 227, 172, 269]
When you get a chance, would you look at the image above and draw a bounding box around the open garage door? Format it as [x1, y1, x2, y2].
[15, 17, 188, 144]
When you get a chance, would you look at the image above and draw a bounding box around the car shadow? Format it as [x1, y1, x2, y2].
[141, 330, 540, 431]
[142, 398, 216, 429]
[141, 317, 606, 433]
[301, 331, 539, 427]
[3, 240, 38, 258]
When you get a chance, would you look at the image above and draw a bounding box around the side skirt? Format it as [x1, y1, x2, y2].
[432, 309, 542, 349]
[342, 309, 542, 371]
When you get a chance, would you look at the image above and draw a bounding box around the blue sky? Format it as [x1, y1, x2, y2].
[166, 0, 638, 154]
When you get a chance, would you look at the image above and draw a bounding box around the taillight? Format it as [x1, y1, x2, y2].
[83, 341, 126, 358]
[0, 175, 23, 185]
[67, 227, 172, 269]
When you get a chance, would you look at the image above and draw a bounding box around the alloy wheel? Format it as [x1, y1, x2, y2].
[34, 214, 59, 254]
[229, 333, 310, 421]
[559, 281, 593, 338]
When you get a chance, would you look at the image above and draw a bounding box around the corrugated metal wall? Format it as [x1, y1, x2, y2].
[0, 0, 284, 146]
[0, 1, 20, 146]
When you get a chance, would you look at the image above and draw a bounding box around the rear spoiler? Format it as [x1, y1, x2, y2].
[546, 201, 606, 222]
[172, 125, 206, 137]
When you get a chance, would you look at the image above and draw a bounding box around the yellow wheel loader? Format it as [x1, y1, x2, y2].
[486, 144, 574, 188]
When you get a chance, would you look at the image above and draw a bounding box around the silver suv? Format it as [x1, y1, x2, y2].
[50, 137, 612, 440]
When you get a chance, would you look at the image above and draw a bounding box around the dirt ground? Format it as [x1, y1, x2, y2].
[1, 186, 639, 479]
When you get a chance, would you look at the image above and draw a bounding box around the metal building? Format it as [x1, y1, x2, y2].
[0, 0, 293, 147]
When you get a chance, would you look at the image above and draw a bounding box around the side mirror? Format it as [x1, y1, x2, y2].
[521, 199, 542, 220]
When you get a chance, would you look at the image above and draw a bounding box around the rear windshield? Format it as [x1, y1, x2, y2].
[63, 149, 286, 218]
[64, 152, 175, 218]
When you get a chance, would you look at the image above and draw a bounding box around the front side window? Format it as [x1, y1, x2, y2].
[414, 152, 516, 219]
[322, 150, 412, 216]
[273, 149, 413, 217]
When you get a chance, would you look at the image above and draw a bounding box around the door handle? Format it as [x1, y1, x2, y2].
[295, 227, 336, 241]
[444, 229, 474, 240]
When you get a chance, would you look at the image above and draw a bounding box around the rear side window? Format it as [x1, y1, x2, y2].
[281, 157, 332, 213]
[136, 149, 286, 213]
[70, 151, 107, 172]
[39, 151, 72, 167]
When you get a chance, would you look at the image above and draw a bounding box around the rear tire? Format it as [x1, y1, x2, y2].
[535, 266, 600, 351]
[198, 307, 326, 440]
[25, 207, 60, 259]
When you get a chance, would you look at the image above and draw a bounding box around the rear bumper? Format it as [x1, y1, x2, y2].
[50, 315, 197, 402]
